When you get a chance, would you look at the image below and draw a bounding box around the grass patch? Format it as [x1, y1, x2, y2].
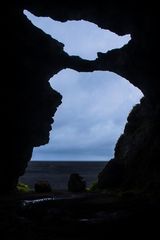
[17, 182, 32, 193]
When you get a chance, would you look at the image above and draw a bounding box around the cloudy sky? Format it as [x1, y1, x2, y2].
[24, 10, 143, 161]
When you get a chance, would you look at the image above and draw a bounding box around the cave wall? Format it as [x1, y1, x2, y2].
[2, 2, 159, 192]
[98, 97, 160, 192]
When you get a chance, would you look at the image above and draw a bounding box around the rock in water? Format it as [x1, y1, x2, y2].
[68, 173, 86, 192]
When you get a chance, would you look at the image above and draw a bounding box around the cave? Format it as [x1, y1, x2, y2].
[23, 11, 142, 161]
[1, 1, 159, 239]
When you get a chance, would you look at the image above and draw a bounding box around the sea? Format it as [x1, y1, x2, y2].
[19, 161, 107, 190]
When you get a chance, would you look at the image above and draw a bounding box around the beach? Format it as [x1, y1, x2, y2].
[19, 161, 107, 190]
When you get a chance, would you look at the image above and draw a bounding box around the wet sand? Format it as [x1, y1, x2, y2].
[19, 161, 107, 190]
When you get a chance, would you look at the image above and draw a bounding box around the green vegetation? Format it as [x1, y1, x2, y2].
[17, 182, 32, 193]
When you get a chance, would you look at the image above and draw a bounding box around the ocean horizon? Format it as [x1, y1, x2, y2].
[20, 160, 107, 190]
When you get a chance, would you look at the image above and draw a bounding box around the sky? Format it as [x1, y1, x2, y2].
[24, 10, 143, 161]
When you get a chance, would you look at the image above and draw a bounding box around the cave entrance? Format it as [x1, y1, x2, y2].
[23, 10, 143, 161]
[20, 10, 143, 191]
[34, 69, 143, 161]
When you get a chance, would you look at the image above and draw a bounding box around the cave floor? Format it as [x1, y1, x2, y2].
[0, 190, 160, 239]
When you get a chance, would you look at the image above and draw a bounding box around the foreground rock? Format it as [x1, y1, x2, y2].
[0, 192, 159, 239]
[68, 173, 86, 193]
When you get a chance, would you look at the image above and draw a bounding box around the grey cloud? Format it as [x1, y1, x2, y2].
[32, 70, 143, 161]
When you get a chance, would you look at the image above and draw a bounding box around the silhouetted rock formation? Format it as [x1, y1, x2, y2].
[98, 97, 160, 192]
[2, 1, 159, 196]
[1, 3, 96, 192]
[68, 173, 86, 192]
[34, 180, 52, 193]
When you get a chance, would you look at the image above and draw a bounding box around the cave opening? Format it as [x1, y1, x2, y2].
[20, 10, 143, 191]
[2, 4, 159, 238]
[20, 11, 143, 190]
[33, 69, 143, 161]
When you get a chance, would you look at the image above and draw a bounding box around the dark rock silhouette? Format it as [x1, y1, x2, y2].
[98, 159, 125, 189]
[34, 180, 52, 193]
[1, 8, 64, 192]
[98, 97, 160, 192]
[68, 173, 86, 192]
[1, 4, 96, 192]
